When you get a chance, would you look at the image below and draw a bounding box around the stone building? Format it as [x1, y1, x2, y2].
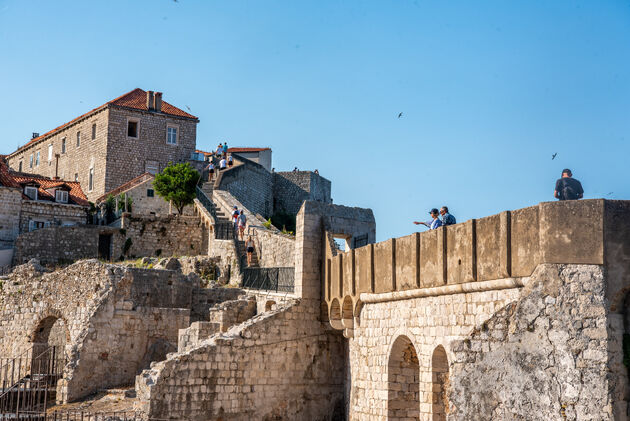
[95, 173, 171, 216]
[5, 89, 199, 201]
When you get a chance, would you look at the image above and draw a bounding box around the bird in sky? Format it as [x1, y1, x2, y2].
[552, 153, 558, 160]
[185, 105, 191, 111]
[607, 192, 614, 196]
[397, 112, 403, 119]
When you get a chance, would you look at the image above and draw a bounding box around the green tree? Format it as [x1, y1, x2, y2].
[153, 163, 200, 215]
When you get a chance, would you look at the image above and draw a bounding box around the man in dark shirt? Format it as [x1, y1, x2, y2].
[554, 169, 584, 201]
[440, 206, 456, 226]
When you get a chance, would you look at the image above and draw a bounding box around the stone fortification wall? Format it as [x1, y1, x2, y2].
[273, 171, 332, 215]
[118, 214, 204, 259]
[345, 264, 621, 420]
[326, 199, 630, 322]
[0, 260, 194, 402]
[216, 155, 272, 218]
[19, 200, 87, 233]
[251, 228, 295, 268]
[135, 301, 345, 421]
[0, 187, 21, 245]
[104, 108, 197, 197]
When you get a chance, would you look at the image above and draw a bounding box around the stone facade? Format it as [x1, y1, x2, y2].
[0, 187, 21, 246]
[273, 171, 332, 215]
[19, 200, 87, 234]
[96, 173, 173, 216]
[216, 156, 273, 218]
[5, 89, 199, 202]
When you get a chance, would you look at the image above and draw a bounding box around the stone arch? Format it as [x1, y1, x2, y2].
[342, 296, 354, 328]
[431, 345, 450, 421]
[329, 298, 343, 330]
[30, 315, 69, 378]
[387, 335, 419, 420]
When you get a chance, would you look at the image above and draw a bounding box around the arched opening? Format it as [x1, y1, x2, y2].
[342, 296, 354, 328]
[388, 335, 419, 420]
[31, 316, 68, 377]
[432, 345, 450, 421]
[329, 298, 343, 330]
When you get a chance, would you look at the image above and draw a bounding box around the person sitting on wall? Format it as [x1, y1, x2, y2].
[414, 208, 443, 230]
[228, 155, 234, 167]
[440, 206, 456, 226]
[219, 157, 227, 170]
[554, 168, 584, 201]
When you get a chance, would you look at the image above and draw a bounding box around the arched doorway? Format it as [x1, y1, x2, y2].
[388, 335, 419, 420]
[31, 316, 68, 377]
[432, 345, 449, 421]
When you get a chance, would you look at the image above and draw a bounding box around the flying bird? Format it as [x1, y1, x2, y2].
[185, 105, 191, 111]
[607, 192, 614, 196]
[551, 153, 558, 160]
[397, 112, 403, 119]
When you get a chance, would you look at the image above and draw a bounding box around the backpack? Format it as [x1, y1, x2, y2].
[561, 185, 578, 200]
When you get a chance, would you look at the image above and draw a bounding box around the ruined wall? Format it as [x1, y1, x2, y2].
[19, 200, 87, 233]
[0, 260, 193, 402]
[273, 171, 332, 215]
[135, 302, 345, 421]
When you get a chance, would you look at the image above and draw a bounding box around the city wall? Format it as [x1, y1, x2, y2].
[272, 171, 332, 215]
[215, 155, 273, 218]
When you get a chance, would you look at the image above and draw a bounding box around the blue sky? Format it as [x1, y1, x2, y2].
[1, 0, 629, 241]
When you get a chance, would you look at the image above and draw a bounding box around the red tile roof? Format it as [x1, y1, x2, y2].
[10, 88, 198, 157]
[8, 171, 89, 207]
[0, 158, 20, 189]
[96, 172, 155, 203]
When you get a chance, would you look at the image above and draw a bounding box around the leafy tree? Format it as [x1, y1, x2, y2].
[117, 193, 133, 212]
[153, 163, 200, 215]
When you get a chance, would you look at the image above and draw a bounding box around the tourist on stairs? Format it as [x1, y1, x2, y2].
[246, 236, 255, 267]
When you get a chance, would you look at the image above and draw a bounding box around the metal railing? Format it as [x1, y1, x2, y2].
[242, 267, 295, 293]
[5, 410, 139, 420]
[195, 187, 234, 240]
[0, 346, 64, 417]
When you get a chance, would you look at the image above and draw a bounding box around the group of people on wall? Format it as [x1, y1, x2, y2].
[415, 169, 584, 231]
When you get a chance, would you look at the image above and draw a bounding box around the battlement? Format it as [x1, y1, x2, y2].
[324, 199, 630, 325]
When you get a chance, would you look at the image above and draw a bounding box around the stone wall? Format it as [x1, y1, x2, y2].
[273, 171, 332, 215]
[251, 228, 295, 268]
[105, 107, 197, 196]
[0, 186, 21, 245]
[0, 260, 194, 402]
[6, 108, 110, 202]
[216, 156, 273, 218]
[19, 200, 87, 233]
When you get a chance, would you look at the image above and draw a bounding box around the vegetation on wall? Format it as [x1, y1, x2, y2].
[270, 210, 296, 234]
[153, 163, 200, 215]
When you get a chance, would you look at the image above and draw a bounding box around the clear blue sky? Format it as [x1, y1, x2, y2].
[1, 0, 629, 241]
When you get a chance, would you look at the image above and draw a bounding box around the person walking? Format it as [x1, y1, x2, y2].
[554, 169, 584, 201]
[222, 142, 228, 157]
[216, 144, 223, 158]
[228, 154, 234, 167]
[414, 208, 443, 230]
[231, 206, 240, 233]
[219, 157, 227, 170]
[206, 161, 215, 181]
[246, 235, 256, 267]
[440, 206, 456, 226]
[238, 210, 247, 240]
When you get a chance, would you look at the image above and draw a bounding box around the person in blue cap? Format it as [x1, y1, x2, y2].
[414, 208, 443, 230]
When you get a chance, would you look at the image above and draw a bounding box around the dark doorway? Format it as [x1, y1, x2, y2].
[98, 234, 112, 261]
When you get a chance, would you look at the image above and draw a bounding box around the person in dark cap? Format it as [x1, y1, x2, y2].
[414, 208, 443, 230]
[554, 169, 584, 201]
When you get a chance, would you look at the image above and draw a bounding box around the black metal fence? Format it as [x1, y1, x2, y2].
[5, 411, 140, 420]
[242, 267, 295, 293]
[195, 187, 234, 240]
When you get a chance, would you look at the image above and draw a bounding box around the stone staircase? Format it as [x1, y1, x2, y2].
[235, 238, 259, 268]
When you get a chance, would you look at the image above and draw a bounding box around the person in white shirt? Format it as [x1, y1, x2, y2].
[206, 162, 215, 181]
[231, 206, 239, 232]
[228, 155, 234, 167]
[219, 158, 227, 170]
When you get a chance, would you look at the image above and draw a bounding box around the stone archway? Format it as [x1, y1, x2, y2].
[431, 345, 450, 421]
[31, 316, 68, 375]
[388, 335, 420, 420]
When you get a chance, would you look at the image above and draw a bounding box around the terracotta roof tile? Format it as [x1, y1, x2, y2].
[96, 172, 155, 203]
[9, 171, 89, 207]
[0, 158, 20, 189]
[11, 88, 198, 156]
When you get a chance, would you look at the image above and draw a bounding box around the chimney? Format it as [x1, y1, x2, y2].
[154, 92, 162, 112]
[146, 91, 155, 111]
[32, 132, 39, 139]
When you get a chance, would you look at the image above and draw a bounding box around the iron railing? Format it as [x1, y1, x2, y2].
[0, 346, 64, 417]
[195, 187, 234, 240]
[242, 267, 295, 293]
[4, 410, 139, 420]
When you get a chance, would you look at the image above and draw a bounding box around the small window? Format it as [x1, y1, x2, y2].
[48, 144, 53, 161]
[61, 138, 66, 154]
[92, 123, 97, 140]
[18, 161, 22, 172]
[127, 120, 138, 138]
[24, 186, 38, 200]
[88, 168, 94, 191]
[166, 126, 178, 145]
[28, 220, 45, 232]
[147, 189, 154, 198]
[29, 154, 33, 168]
[74, 173, 78, 182]
[55, 190, 69, 203]
[35, 151, 40, 167]
[76, 131, 81, 147]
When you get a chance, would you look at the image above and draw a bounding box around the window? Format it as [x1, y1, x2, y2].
[29, 154, 33, 168]
[35, 151, 40, 167]
[145, 161, 159, 175]
[18, 161, 22, 172]
[24, 186, 38, 200]
[28, 220, 45, 232]
[88, 168, 94, 191]
[48, 144, 53, 165]
[74, 173, 78, 182]
[61, 138, 66, 154]
[127, 120, 138, 138]
[55, 190, 69, 203]
[92, 123, 97, 140]
[76, 131, 81, 147]
[166, 125, 178, 145]
[147, 189, 154, 198]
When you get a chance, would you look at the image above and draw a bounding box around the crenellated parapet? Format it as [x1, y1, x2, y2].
[324, 199, 630, 332]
